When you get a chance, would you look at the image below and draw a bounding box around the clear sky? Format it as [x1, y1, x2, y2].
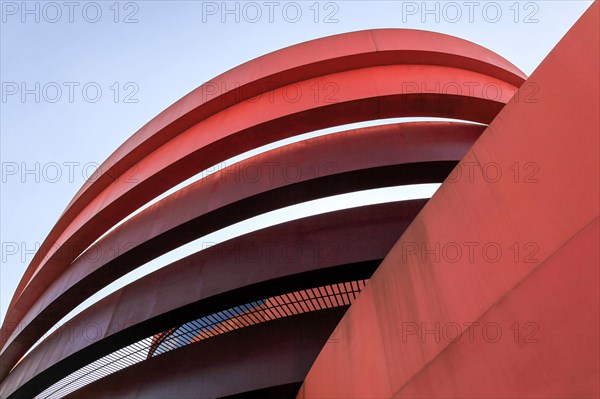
[0, 0, 594, 325]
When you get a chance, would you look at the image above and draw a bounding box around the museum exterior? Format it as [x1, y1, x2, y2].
[1, 3, 598, 397]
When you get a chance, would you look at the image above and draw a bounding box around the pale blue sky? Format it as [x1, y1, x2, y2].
[0, 0, 593, 325]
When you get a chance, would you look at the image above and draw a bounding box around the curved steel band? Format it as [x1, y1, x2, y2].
[4, 200, 423, 398]
[0, 28, 529, 398]
[0, 122, 484, 382]
[7, 29, 525, 317]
